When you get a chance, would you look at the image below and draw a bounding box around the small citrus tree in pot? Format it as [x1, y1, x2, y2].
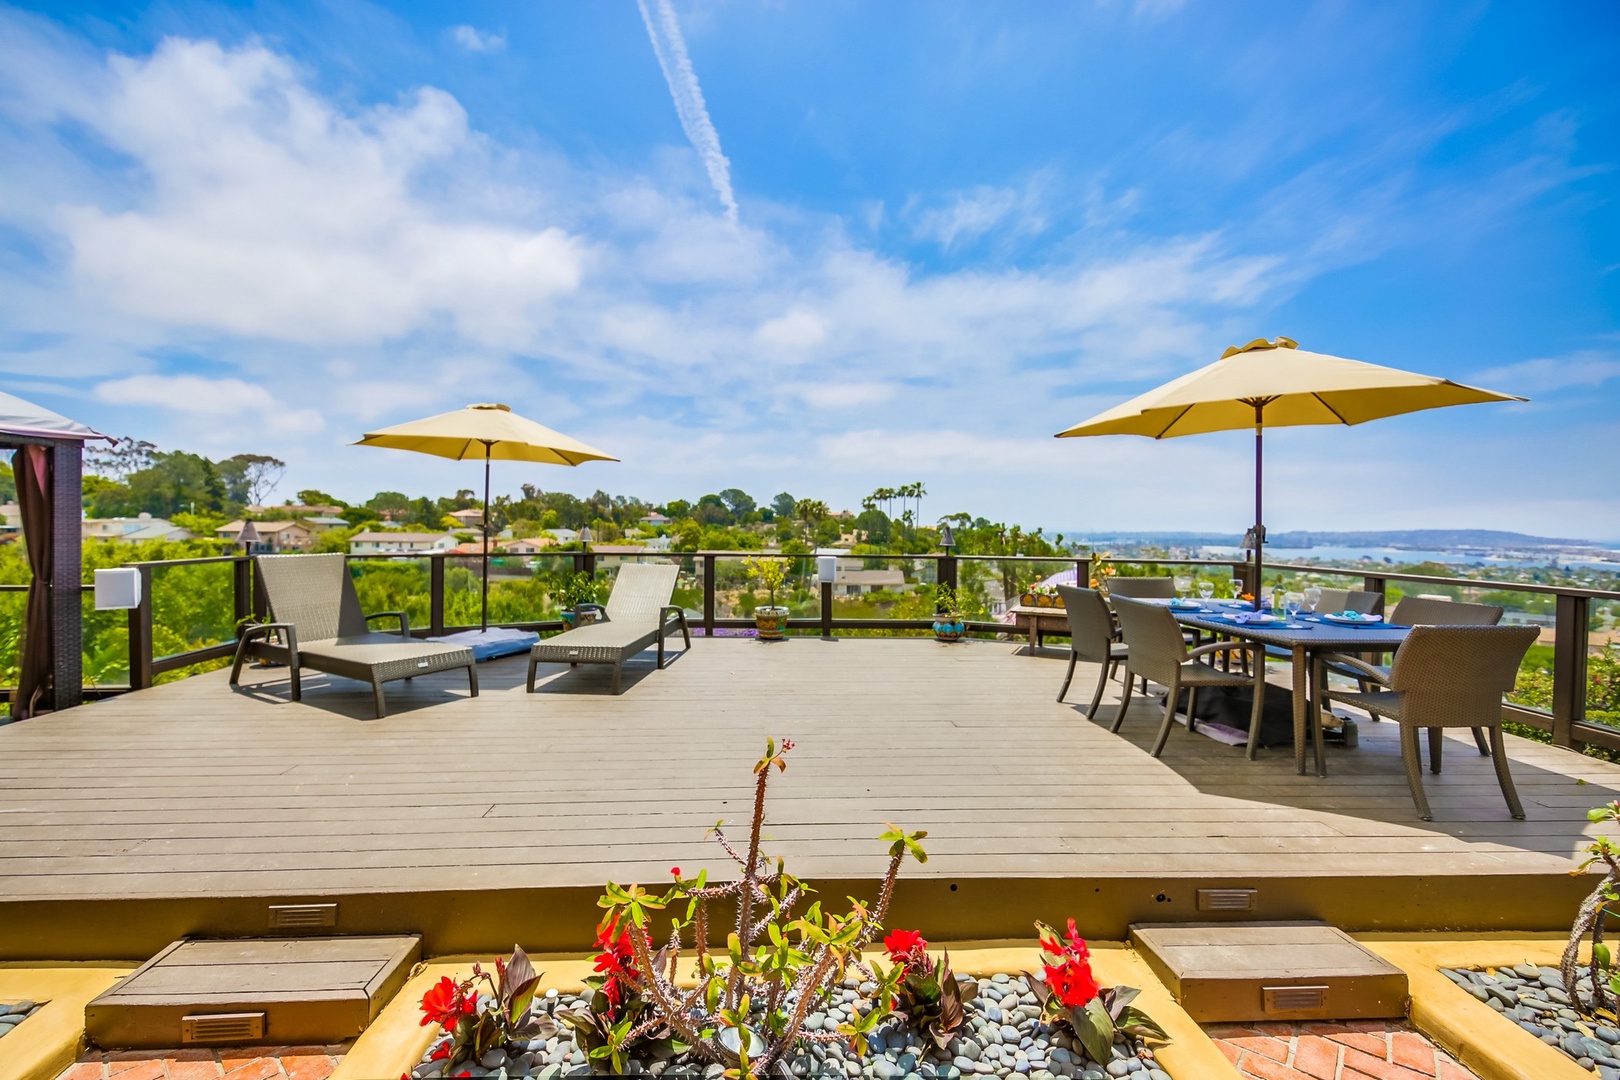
[932, 584, 968, 643]
[743, 555, 791, 641]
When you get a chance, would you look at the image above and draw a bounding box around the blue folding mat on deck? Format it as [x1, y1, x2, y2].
[426, 627, 540, 661]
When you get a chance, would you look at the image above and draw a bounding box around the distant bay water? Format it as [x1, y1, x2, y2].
[1199, 544, 1620, 571]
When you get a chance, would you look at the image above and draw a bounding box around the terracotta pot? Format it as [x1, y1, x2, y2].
[559, 611, 577, 629]
[1020, 592, 1037, 607]
[754, 605, 790, 641]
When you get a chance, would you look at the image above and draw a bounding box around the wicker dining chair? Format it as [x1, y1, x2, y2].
[1105, 577, 1177, 599]
[1317, 624, 1537, 821]
[1110, 595, 1267, 759]
[1323, 595, 1504, 753]
[1054, 585, 1129, 719]
[1315, 587, 1384, 616]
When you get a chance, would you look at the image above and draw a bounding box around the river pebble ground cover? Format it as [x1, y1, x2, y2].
[1443, 963, 1620, 1077]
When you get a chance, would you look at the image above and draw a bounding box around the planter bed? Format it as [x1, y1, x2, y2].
[412, 972, 1170, 1080]
[1442, 965, 1620, 1077]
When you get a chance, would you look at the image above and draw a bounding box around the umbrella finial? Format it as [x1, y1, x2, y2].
[1222, 336, 1299, 359]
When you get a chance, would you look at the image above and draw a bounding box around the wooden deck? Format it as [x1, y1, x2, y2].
[1, 637, 1615, 959]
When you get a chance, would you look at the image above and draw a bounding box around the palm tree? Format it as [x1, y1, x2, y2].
[795, 498, 830, 545]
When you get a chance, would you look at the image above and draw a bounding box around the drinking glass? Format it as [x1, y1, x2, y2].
[1229, 577, 1244, 603]
[1198, 581, 1214, 602]
[1174, 575, 1192, 598]
[1285, 592, 1304, 621]
[1303, 586, 1322, 613]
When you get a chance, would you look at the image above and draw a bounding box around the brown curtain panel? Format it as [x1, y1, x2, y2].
[13, 444, 52, 719]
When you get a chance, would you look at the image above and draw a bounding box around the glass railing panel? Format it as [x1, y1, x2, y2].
[150, 560, 237, 662]
[825, 556, 938, 633]
[709, 554, 817, 622]
[82, 586, 128, 688]
[1586, 604, 1617, 730]
[0, 587, 24, 712]
[349, 555, 435, 629]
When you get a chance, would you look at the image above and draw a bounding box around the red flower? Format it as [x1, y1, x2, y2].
[781, 738, 795, 752]
[670, 866, 681, 877]
[884, 929, 927, 959]
[592, 916, 637, 1012]
[1045, 957, 1100, 1008]
[419, 976, 473, 1030]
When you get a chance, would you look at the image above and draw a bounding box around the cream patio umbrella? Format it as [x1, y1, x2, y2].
[1055, 338, 1525, 596]
[356, 403, 618, 631]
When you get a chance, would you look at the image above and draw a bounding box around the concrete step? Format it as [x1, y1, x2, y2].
[85, 935, 421, 1049]
[1130, 921, 1407, 1023]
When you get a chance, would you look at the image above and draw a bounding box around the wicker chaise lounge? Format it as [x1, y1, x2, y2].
[526, 563, 691, 695]
[229, 553, 477, 719]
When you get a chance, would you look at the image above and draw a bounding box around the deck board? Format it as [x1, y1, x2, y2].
[2, 637, 1616, 951]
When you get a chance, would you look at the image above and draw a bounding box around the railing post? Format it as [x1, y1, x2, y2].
[232, 556, 252, 634]
[1552, 593, 1590, 749]
[1363, 575, 1388, 614]
[582, 549, 597, 577]
[1233, 561, 1252, 597]
[820, 581, 833, 639]
[702, 554, 716, 636]
[940, 554, 958, 593]
[128, 565, 154, 691]
[429, 555, 445, 637]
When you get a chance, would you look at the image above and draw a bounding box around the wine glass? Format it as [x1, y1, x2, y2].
[1198, 580, 1215, 602]
[1284, 592, 1304, 623]
[1303, 586, 1322, 614]
[1229, 577, 1244, 604]
[1173, 575, 1192, 599]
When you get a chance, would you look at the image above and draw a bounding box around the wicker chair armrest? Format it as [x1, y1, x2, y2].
[1318, 652, 1390, 684]
[575, 602, 608, 621]
[365, 611, 411, 637]
[241, 621, 299, 657]
[661, 605, 686, 624]
[1186, 640, 1251, 661]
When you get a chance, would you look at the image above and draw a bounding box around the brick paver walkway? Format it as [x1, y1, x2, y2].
[1206, 1020, 1479, 1080]
[56, 1045, 346, 1080]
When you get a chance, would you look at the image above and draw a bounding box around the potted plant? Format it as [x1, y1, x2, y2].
[933, 584, 968, 642]
[1088, 551, 1116, 596]
[742, 555, 791, 641]
[553, 571, 600, 629]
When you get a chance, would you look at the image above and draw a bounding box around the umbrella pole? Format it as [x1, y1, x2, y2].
[481, 441, 491, 633]
[1253, 401, 1265, 605]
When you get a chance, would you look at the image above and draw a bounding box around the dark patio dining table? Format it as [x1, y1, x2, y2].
[1159, 600, 1411, 777]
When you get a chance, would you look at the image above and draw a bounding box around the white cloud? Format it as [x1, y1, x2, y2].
[1476, 350, 1620, 394]
[94, 374, 324, 437]
[450, 26, 506, 53]
[754, 309, 827, 354]
[54, 38, 581, 348]
[635, 0, 739, 224]
[911, 177, 1050, 249]
[790, 381, 896, 408]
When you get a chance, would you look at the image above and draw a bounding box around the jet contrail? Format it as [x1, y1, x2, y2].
[636, 0, 739, 224]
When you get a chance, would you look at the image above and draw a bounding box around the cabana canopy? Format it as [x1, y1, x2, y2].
[2, 390, 111, 719]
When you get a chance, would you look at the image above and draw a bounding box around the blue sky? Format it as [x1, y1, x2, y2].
[1, 1, 1616, 537]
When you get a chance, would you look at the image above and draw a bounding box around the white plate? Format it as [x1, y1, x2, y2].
[1324, 613, 1383, 625]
